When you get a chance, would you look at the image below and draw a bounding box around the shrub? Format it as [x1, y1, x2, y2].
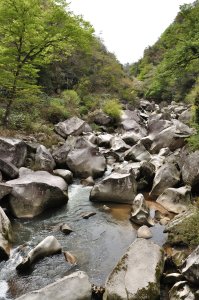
[60, 90, 80, 115]
[103, 98, 122, 121]
[45, 98, 68, 124]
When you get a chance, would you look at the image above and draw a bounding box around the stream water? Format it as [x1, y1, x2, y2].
[0, 182, 167, 299]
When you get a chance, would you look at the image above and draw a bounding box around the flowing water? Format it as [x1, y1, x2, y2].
[0, 183, 167, 299]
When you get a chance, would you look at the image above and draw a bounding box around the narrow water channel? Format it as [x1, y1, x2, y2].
[0, 183, 167, 299]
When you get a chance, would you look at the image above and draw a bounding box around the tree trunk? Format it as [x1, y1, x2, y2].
[2, 98, 13, 127]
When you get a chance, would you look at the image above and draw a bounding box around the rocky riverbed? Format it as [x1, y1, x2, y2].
[0, 100, 198, 299]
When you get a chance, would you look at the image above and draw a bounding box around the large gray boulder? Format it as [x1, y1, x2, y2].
[124, 142, 151, 162]
[182, 245, 199, 285]
[7, 168, 68, 218]
[156, 186, 191, 214]
[0, 182, 12, 200]
[103, 239, 164, 300]
[35, 145, 56, 172]
[0, 157, 19, 179]
[90, 172, 137, 204]
[130, 194, 153, 226]
[15, 271, 92, 300]
[94, 111, 112, 126]
[150, 163, 180, 198]
[53, 169, 73, 184]
[178, 108, 192, 125]
[0, 207, 12, 260]
[54, 117, 91, 138]
[0, 137, 27, 167]
[17, 236, 62, 271]
[182, 151, 199, 192]
[110, 136, 130, 152]
[97, 133, 113, 147]
[66, 137, 106, 179]
[52, 136, 77, 167]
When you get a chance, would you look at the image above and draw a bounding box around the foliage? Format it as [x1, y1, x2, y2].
[103, 98, 122, 121]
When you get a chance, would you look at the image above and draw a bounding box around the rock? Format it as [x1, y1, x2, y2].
[156, 186, 191, 214]
[0, 158, 19, 179]
[83, 132, 98, 145]
[90, 172, 137, 204]
[182, 151, 199, 192]
[110, 136, 130, 152]
[53, 169, 73, 184]
[94, 111, 112, 126]
[102, 205, 111, 212]
[0, 137, 27, 167]
[178, 109, 192, 125]
[121, 131, 140, 146]
[7, 168, 68, 218]
[169, 281, 195, 300]
[0, 207, 12, 260]
[16, 236, 62, 271]
[113, 162, 141, 179]
[15, 271, 91, 300]
[164, 273, 184, 285]
[0, 183, 12, 200]
[103, 239, 164, 300]
[80, 176, 95, 186]
[150, 163, 180, 198]
[54, 117, 91, 138]
[52, 136, 77, 167]
[124, 142, 151, 162]
[66, 137, 106, 179]
[97, 133, 113, 147]
[130, 194, 154, 226]
[139, 161, 155, 189]
[137, 225, 152, 239]
[182, 245, 199, 285]
[60, 223, 73, 235]
[64, 251, 77, 265]
[82, 212, 96, 219]
[35, 145, 56, 171]
[139, 99, 155, 111]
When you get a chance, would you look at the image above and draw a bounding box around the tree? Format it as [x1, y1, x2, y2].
[0, 0, 93, 125]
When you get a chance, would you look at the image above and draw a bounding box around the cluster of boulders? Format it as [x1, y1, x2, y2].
[0, 101, 199, 299]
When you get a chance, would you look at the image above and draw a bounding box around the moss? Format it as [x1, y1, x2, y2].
[132, 282, 159, 300]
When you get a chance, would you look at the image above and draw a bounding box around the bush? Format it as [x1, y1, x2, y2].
[102, 98, 122, 121]
[45, 98, 68, 124]
[60, 90, 80, 115]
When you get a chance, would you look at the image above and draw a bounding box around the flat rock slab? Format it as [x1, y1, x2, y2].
[55, 117, 91, 138]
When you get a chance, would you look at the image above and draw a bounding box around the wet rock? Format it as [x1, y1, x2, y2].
[7, 168, 68, 218]
[182, 245, 199, 285]
[0, 183, 12, 200]
[15, 271, 91, 300]
[0, 207, 12, 260]
[82, 212, 96, 219]
[55, 116, 91, 138]
[16, 236, 62, 271]
[63, 251, 77, 265]
[103, 239, 164, 300]
[53, 169, 73, 184]
[66, 137, 106, 179]
[110, 136, 130, 152]
[35, 145, 56, 171]
[169, 281, 195, 300]
[182, 151, 199, 193]
[130, 194, 154, 226]
[80, 176, 95, 186]
[137, 225, 152, 239]
[156, 186, 191, 214]
[0, 137, 27, 167]
[124, 142, 151, 162]
[0, 158, 19, 179]
[150, 163, 180, 198]
[52, 136, 77, 167]
[60, 223, 73, 235]
[90, 172, 137, 204]
[102, 205, 111, 212]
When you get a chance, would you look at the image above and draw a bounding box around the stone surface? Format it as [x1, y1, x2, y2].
[80, 176, 95, 186]
[182, 245, 199, 285]
[0, 137, 27, 167]
[156, 186, 191, 214]
[130, 194, 154, 226]
[169, 281, 195, 300]
[0, 207, 12, 260]
[15, 271, 91, 300]
[53, 169, 73, 184]
[97, 133, 113, 147]
[35, 145, 56, 171]
[103, 239, 164, 300]
[124, 142, 151, 162]
[60, 223, 73, 235]
[7, 168, 68, 218]
[63, 251, 77, 265]
[110, 136, 130, 152]
[137, 225, 152, 239]
[182, 151, 199, 192]
[150, 163, 180, 198]
[94, 111, 112, 126]
[0, 158, 19, 179]
[54, 117, 91, 138]
[0, 183, 12, 200]
[90, 172, 137, 204]
[16, 236, 62, 271]
[52, 136, 77, 167]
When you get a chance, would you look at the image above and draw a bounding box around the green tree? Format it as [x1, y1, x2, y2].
[0, 0, 93, 126]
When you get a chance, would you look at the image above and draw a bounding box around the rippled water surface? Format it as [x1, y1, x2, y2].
[0, 183, 167, 299]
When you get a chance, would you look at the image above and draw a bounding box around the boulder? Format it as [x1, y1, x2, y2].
[94, 111, 112, 125]
[182, 151, 199, 192]
[90, 172, 137, 204]
[53, 169, 73, 184]
[0, 158, 19, 179]
[15, 271, 91, 300]
[130, 194, 154, 226]
[137, 225, 152, 239]
[139, 161, 155, 189]
[7, 168, 68, 218]
[52, 136, 77, 167]
[113, 162, 141, 179]
[156, 186, 191, 214]
[54, 117, 91, 138]
[0, 183, 12, 200]
[0, 207, 12, 260]
[16, 236, 62, 271]
[35, 145, 56, 172]
[139, 99, 155, 112]
[66, 137, 106, 179]
[182, 245, 199, 285]
[97, 133, 113, 147]
[124, 142, 151, 162]
[110, 136, 130, 152]
[169, 281, 195, 300]
[80, 176, 95, 186]
[150, 163, 180, 198]
[178, 108, 192, 125]
[103, 239, 164, 300]
[0, 137, 27, 167]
